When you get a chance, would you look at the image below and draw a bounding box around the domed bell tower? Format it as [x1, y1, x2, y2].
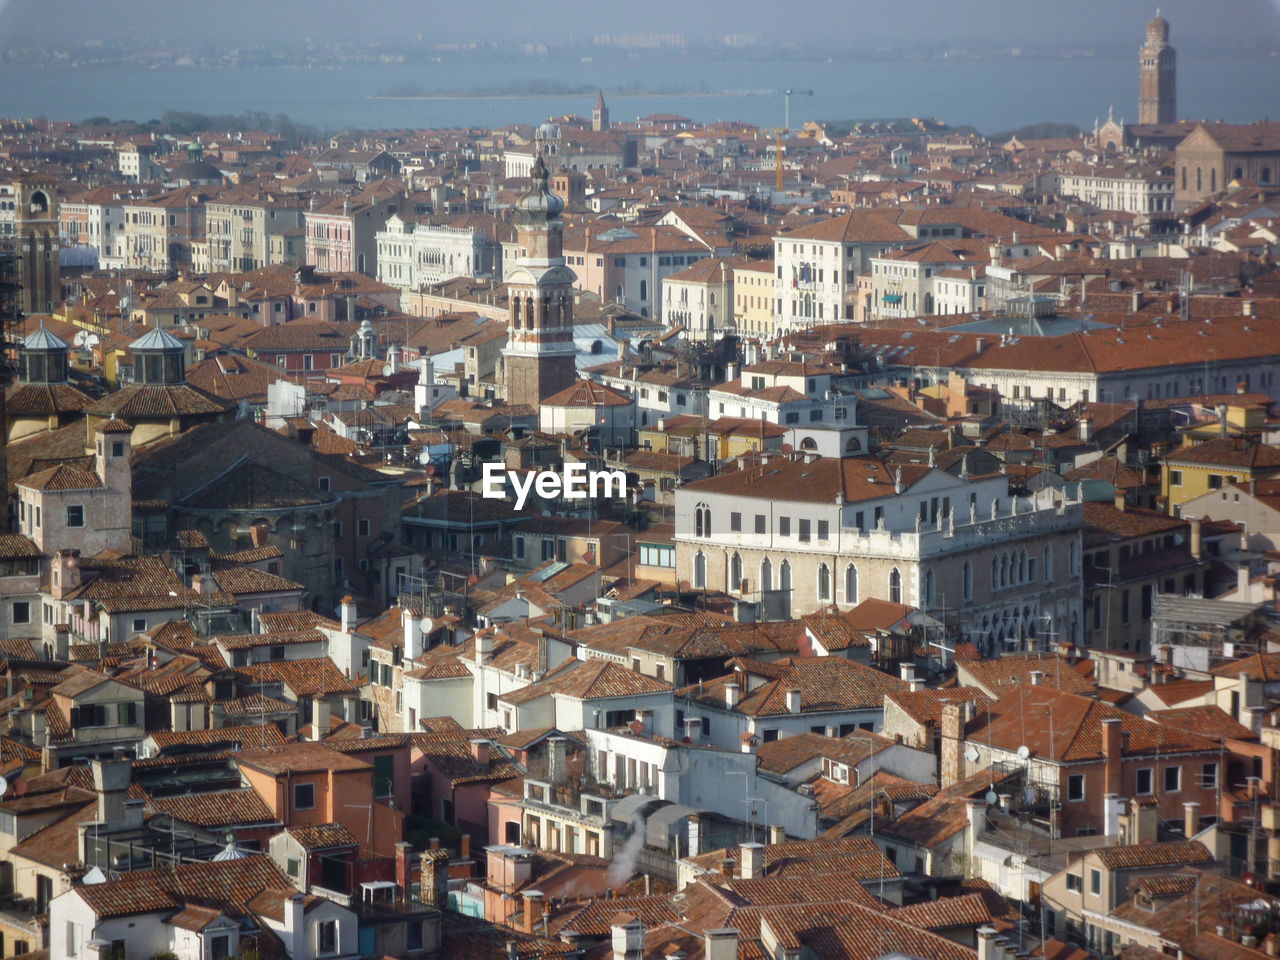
[502, 153, 578, 407]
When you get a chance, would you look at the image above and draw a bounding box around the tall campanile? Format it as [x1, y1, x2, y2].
[502, 153, 577, 407]
[1139, 11, 1176, 125]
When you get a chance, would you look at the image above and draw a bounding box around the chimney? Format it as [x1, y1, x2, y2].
[1184, 801, 1200, 837]
[284, 892, 306, 959]
[1243, 299, 1256, 317]
[738, 842, 764, 879]
[402, 608, 422, 661]
[687, 815, 701, 856]
[724, 682, 741, 709]
[522, 890, 544, 934]
[91, 755, 132, 824]
[1113, 489, 1126, 512]
[1189, 517, 1203, 559]
[547, 736, 567, 785]
[1077, 416, 1091, 443]
[785, 688, 801, 714]
[313, 698, 331, 738]
[395, 841, 413, 897]
[977, 927, 1000, 960]
[1238, 565, 1251, 598]
[769, 824, 785, 845]
[470, 738, 491, 766]
[1102, 717, 1126, 796]
[610, 917, 645, 960]
[941, 700, 965, 788]
[476, 631, 493, 665]
[340, 595, 356, 633]
[419, 848, 449, 906]
[704, 929, 739, 960]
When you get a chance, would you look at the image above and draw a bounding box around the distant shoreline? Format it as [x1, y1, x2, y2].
[368, 91, 744, 101]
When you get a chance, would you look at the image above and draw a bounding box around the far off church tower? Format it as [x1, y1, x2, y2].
[502, 153, 577, 407]
[13, 174, 60, 315]
[1139, 11, 1176, 125]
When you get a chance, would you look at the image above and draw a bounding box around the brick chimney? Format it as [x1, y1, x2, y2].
[941, 700, 965, 788]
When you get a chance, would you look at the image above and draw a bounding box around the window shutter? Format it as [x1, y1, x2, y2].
[69, 706, 80, 729]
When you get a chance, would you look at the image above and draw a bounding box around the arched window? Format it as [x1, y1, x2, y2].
[800, 436, 818, 451]
[889, 568, 902, 604]
[845, 436, 862, 453]
[963, 561, 973, 601]
[693, 551, 706, 589]
[639, 279, 647, 301]
[730, 553, 743, 591]
[1210, 168, 1216, 192]
[1181, 166, 1187, 190]
[845, 564, 858, 605]
[761, 558, 773, 592]
[1195, 167, 1202, 193]
[924, 569, 935, 608]
[817, 564, 831, 602]
[992, 556, 999, 589]
[694, 503, 711, 538]
[779, 560, 792, 592]
[1264, 167, 1273, 186]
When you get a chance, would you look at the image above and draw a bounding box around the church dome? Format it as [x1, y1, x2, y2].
[1147, 13, 1169, 41]
[536, 119, 561, 142]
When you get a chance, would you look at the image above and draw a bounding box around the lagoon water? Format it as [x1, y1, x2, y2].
[4, 55, 1279, 133]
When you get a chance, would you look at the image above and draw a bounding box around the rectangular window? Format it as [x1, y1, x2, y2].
[755, 514, 766, 534]
[11, 602, 30, 625]
[1164, 766, 1181, 792]
[514, 537, 525, 560]
[1089, 869, 1101, 895]
[294, 782, 316, 810]
[779, 516, 791, 537]
[357, 518, 371, 537]
[730, 512, 742, 532]
[817, 520, 829, 541]
[132, 617, 147, 632]
[211, 935, 231, 960]
[319, 476, 331, 492]
[373, 754, 394, 798]
[1169, 470, 1182, 487]
[798, 519, 811, 542]
[1067, 774, 1085, 802]
[66, 505, 85, 528]
[1066, 873, 1082, 892]
[1136, 767, 1153, 795]
[1208, 474, 1223, 489]
[117, 702, 138, 726]
[1201, 762, 1218, 790]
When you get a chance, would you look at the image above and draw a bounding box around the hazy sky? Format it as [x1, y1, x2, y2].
[3, 0, 1279, 50]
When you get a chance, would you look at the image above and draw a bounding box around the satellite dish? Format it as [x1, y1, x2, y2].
[1017, 745, 1031, 760]
[73, 330, 88, 347]
[85, 334, 101, 348]
[0, 775, 7, 797]
[965, 747, 980, 763]
[984, 790, 998, 804]
[420, 617, 435, 636]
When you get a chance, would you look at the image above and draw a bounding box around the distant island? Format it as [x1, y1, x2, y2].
[370, 80, 744, 100]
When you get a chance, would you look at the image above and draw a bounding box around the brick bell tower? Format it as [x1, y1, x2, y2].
[13, 174, 61, 316]
[1139, 11, 1176, 125]
[502, 152, 577, 407]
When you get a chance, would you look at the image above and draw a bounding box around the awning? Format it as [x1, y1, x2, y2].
[645, 803, 705, 849]
[882, 294, 903, 304]
[610, 793, 661, 824]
